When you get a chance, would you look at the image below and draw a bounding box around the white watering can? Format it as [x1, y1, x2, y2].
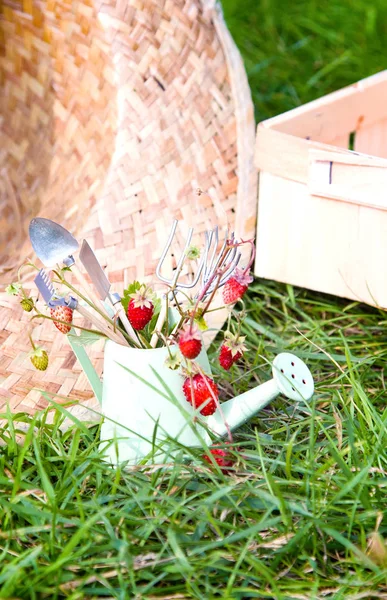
[29, 217, 314, 465]
[98, 340, 314, 465]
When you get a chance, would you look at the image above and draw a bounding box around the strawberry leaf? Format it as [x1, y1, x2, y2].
[138, 333, 152, 349]
[121, 281, 143, 312]
[165, 353, 181, 370]
[6, 282, 22, 296]
[67, 330, 105, 347]
[195, 316, 208, 331]
[148, 297, 161, 331]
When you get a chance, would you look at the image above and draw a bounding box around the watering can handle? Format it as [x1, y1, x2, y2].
[67, 328, 103, 405]
[308, 149, 387, 210]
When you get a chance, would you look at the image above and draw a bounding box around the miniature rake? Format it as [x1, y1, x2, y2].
[150, 220, 241, 347]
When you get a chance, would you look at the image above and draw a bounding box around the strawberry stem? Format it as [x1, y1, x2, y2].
[163, 293, 169, 346]
[30, 313, 109, 337]
[241, 238, 256, 275]
[28, 333, 36, 351]
[195, 364, 233, 443]
[53, 272, 139, 347]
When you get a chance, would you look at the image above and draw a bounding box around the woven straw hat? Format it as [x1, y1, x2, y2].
[0, 0, 257, 416]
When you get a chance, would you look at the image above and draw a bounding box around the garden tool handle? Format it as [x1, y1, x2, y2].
[71, 263, 112, 317]
[75, 303, 125, 345]
[150, 302, 167, 348]
[112, 303, 139, 345]
[70, 263, 128, 343]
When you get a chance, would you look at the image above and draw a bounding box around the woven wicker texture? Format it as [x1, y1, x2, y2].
[0, 0, 257, 416]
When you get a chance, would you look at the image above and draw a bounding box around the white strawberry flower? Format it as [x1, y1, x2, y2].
[230, 267, 254, 287]
[179, 323, 201, 344]
[129, 285, 154, 309]
[224, 331, 248, 357]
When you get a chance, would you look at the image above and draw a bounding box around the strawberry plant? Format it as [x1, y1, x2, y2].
[7, 214, 256, 471]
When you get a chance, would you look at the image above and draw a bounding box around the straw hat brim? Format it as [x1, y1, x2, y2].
[0, 0, 257, 418]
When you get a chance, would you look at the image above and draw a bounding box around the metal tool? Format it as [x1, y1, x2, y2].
[198, 227, 241, 298]
[29, 218, 109, 316]
[34, 269, 123, 345]
[208, 352, 315, 437]
[79, 240, 139, 345]
[150, 221, 243, 347]
[150, 220, 207, 347]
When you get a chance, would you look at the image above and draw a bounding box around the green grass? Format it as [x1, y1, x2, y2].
[223, 0, 387, 121]
[2, 1, 387, 598]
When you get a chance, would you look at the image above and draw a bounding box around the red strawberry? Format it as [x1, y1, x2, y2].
[127, 286, 154, 330]
[219, 346, 242, 370]
[203, 443, 235, 473]
[178, 324, 202, 359]
[219, 332, 247, 371]
[182, 374, 218, 416]
[50, 305, 73, 334]
[222, 268, 253, 305]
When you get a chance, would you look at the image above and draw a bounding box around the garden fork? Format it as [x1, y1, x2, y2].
[198, 227, 241, 298]
[150, 221, 242, 347]
[150, 220, 207, 347]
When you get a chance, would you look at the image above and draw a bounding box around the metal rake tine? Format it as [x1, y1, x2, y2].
[218, 250, 241, 286]
[202, 250, 241, 298]
[177, 238, 208, 289]
[205, 227, 223, 283]
[206, 230, 236, 284]
[40, 268, 56, 298]
[171, 227, 193, 287]
[203, 226, 219, 283]
[156, 220, 202, 289]
[156, 220, 178, 284]
[200, 229, 212, 283]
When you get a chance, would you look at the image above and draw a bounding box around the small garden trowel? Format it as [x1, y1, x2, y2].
[79, 240, 139, 345]
[29, 218, 110, 315]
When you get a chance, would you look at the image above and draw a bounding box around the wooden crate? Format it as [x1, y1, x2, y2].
[254, 70, 387, 308]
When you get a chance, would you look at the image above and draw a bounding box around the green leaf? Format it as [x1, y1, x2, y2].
[121, 281, 143, 312]
[123, 281, 143, 297]
[67, 329, 105, 347]
[147, 296, 161, 333]
[5, 282, 21, 296]
[195, 315, 208, 331]
[165, 352, 181, 370]
[186, 245, 201, 260]
[138, 333, 152, 349]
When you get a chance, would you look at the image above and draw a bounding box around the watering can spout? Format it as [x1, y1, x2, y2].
[207, 353, 314, 437]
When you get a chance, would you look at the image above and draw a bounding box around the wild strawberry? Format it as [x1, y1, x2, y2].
[29, 347, 49, 371]
[50, 305, 73, 334]
[182, 373, 218, 416]
[219, 332, 247, 370]
[178, 324, 202, 359]
[20, 298, 34, 312]
[222, 268, 253, 304]
[203, 443, 236, 473]
[127, 286, 154, 330]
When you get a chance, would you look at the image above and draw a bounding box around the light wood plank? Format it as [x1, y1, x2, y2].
[255, 172, 387, 308]
[355, 118, 387, 159]
[260, 70, 387, 143]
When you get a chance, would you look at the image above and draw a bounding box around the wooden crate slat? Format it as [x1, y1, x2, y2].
[355, 118, 387, 159]
[260, 70, 387, 144]
[255, 69, 387, 309]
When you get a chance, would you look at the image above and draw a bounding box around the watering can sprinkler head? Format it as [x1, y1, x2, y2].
[271, 352, 314, 402]
[207, 352, 314, 438]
